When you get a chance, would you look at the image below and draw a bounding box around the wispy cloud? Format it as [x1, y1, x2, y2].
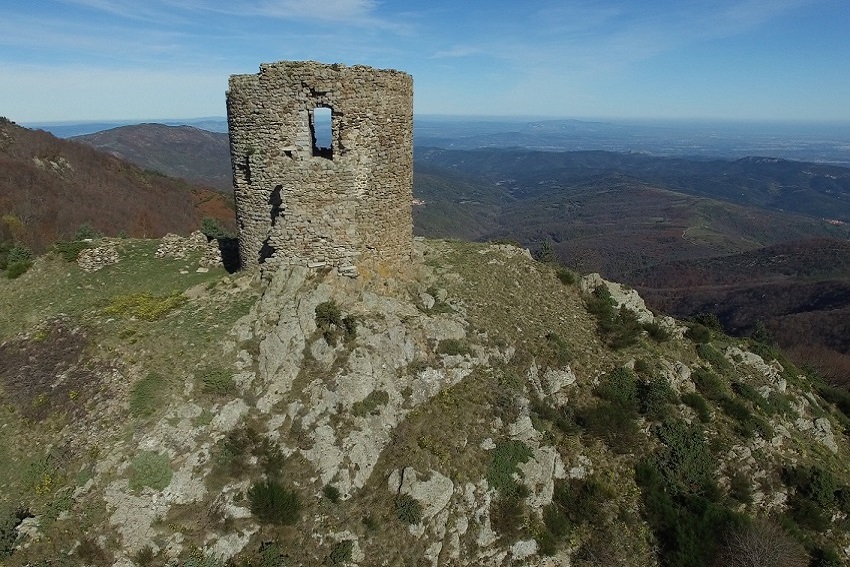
[430, 45, 485, 59]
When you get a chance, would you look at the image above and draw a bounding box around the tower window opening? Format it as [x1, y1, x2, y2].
[310, 107, 333, 159]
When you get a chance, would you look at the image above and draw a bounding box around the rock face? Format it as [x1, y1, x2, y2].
[226, 61, 414, 275]
[580, 273, 654, 323]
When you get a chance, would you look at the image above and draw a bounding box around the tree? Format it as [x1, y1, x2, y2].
[714, 519, 807, 567]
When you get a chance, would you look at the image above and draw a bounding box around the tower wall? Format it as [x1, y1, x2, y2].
[226, 61, 413, 276]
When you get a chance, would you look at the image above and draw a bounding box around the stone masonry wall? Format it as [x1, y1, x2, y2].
[226, 61, 414, 276]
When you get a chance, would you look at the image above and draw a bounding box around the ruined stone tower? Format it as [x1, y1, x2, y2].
[226, 61, 414, 276]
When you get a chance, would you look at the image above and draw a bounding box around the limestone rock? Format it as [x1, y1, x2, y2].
[580, 272, 654, 323]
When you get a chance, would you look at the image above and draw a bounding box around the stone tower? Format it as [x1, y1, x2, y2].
[226, 61, 414, 276]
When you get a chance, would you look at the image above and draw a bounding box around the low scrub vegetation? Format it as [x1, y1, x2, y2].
[248, 480, 300, 525]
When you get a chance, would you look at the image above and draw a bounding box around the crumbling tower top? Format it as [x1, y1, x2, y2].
[226, 61, 414, 277]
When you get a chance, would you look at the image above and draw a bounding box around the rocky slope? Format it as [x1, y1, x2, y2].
[0, 237, 848, 566]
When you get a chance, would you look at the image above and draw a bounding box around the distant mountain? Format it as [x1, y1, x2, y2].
[73, 123, 233, 192]
[0, 118, 235, 252]
[411, 151, 850, 384]
[416, 147, 850, 222]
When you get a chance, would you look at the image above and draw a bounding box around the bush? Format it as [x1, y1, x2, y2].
[697, 343, 732, 373]
[692, 312, 724, 333]
[585, 286, 643, 349]
[5, 259, 32, 279]
[248, 480, 300, 525]
[555, 267, 577, 285]
[489, 494, 525, 538]
[394, 494, 423, 524]
[576, 402, 642, 454]
[130, 372, 167, 418]
[595, 367, 638, 409]
[74, 223, 101, 240]
[729, 471, 753, 504]
[714, 519, 807, 567]
[719, 397, 772, 439]
[323, 484, 341, 503]
[653, 420, 717, 497]
[538, 331, 572, 368]
[351, 389, 389, 417]
[487, 440, 533, 497]
[685, 323, 712, 344]
[436, 338, 470, 356]
[643, 320, 671, 342]
[0, 507, 30, 559]
[552, 477, 612, 526]
[327, 540, 353, 566]
[53, 239, 92, 261]
[200, 216, 230, 240]
[635, 459, 744, 567]
[199, 366, 235, 396]
[681, 392, 712, 422]
[4, 244, 32, 278]
[315, 300, 357, 346]
[105, 292, 186, 321]
[638, 377, 676, 420]
[129, 451, 173, 491]
[692, 367, 727, 400]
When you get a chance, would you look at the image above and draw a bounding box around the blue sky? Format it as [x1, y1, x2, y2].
[2, 0, 849, 122]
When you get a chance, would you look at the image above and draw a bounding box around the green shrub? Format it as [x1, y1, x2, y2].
[436, 338, 470, 356]
[129, 451, 172, 491]
[691, 367, 726, 400]
[105, 292, 186, 321]
[536, 528, 558, 556]
[0, 507, 29, 559]
[810, 547, 844, 567]
[487, 440, 533, 497]
[394, 494, 422, 524]
[323, 484, 341, 503]
[638, 377, 676, 421]
[248, 480, 300, 525]
[576, 402, 642, 454]
[5, 259, 32, 279]
[199, 366, 235, 396]
[351, 389, 389, 417]
[327, 540, 353, 566]
[4, 244, 32, 278]
[489, 494, 525, 538]
[685, 323, 712, 344]
[555, 267, 576, 285]
[74, 223, 101, 240]
[691, 312, 724, 333]
[53, 239, 92, 261]
[130, 372, 167, 418]
[681, 392, 712, 422]
[634, 459, 743, 567]
[552, 477, 612, 526]
[200, 217, 231, 240]
[696, 343, 732, 373]
[643, 320, 671, 342]
[719, 397, 772, 439]
[542, 503, 571, 538]
[729, 471, 753, 504]
[782, 465, 837, 508]
[530, 399, 581, 435]
[585, 286, 643, 349]
[315, 300, 357, 346]
[653, 420, 717, 497]
[539, 331, 572, 368]
[595, 366, 638, 409]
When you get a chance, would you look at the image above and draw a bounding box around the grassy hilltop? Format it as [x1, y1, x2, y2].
[0, 236, 849, 566]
